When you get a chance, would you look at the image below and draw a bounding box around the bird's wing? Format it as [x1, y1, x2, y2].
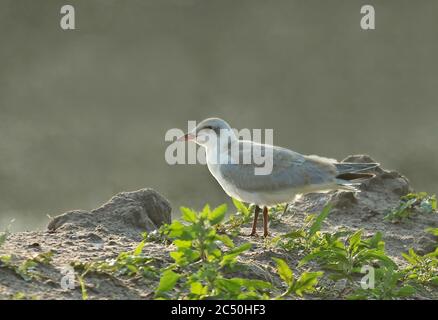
[219, 142, 337, 192]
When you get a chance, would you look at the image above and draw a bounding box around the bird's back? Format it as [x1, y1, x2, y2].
[216, 141, 338, 194]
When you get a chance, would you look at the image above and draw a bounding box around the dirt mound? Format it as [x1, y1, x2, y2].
[0, 188, 172, 299]
[47, 188, 171, 241]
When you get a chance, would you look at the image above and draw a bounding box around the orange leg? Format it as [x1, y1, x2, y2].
[250, 205, 261, 236]
[263, 206, 269, 237]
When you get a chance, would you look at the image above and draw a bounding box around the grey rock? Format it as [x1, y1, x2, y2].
[330, 191, 358, 210]
[47, 188, 171, 240]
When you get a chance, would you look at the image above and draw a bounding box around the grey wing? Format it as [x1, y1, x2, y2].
[219, 145, 337, 192]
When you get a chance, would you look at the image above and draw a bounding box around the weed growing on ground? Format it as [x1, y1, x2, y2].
[347, 266, 416, 300]
[272, 257, 323, 298]
[401, 248, 438, 287]
[71, 240, 160, 300]
[0, 251, 53, 282]
[216, 199, 252, 236]
[271, 205, 333, 253]
[156, 204, 273, 299]
[385, 192, 437, 223]
[299, 229, 397, 281]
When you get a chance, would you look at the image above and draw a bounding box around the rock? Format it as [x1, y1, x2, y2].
[47, 188, 171, 240]
[416, 235, 437, 255]
[330, 191, 358, 210]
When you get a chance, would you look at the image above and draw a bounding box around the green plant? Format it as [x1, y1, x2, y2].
[11, 292, 38, 300]
[299, 230, 396, 281]
[217, 198, 252, 236]
[347, 266, 416, 300]
[401, 248, 438, 287]
[0, 251, 53, 281]
[272, 204, 333, 252]
[156, 204, 272, 299]
[78, 241, 157, 278]
[426, 227, 438, 237]
[272, 258, 323, 298]
[71, 240, 159, 300]
[268, 205, 287, 226]
[385, 192, 437, 223]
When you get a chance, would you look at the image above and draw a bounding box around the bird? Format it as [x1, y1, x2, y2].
[178, 117, 378, 237]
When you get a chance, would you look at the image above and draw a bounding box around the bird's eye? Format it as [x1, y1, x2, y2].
[203, 126, 213, 130]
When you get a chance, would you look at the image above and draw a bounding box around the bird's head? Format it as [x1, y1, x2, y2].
[178, 118, 235, 149]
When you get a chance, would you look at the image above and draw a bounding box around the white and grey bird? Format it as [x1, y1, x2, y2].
[179, 118, 378, 237]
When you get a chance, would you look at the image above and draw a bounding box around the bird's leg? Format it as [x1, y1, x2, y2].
[250, 205, 261, 236]
[263, 206, 269, 237]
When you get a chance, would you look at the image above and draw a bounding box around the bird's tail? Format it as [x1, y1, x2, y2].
[335, 162, 379, 175]
[334, 162, 379, 190]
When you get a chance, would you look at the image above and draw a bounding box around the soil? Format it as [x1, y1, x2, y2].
[0, 155, 437, 300]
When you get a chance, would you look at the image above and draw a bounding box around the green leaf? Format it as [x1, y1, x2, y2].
[272, 258, 294, 286]
[396, 285, 416, 297]
[208, 204, 227, 225]
[299, 250, 337, 267]
[282, 230, 306, 240]
[309, 205, 331, 236]
[77, 275, 88, 300]
[402, 248, 420, 265]
[0, 255, 12, 264]
[215, 278, 242, 293]
[426, 227, 438, 236]
[167, 220, 185, 238]
[232, 198, 249, 216]
[156, 270, 180, 294]
[348, 230, 363, 253]
[173, 239, 192, 249]
[430, 196, 437, 210]
[190, 282, 207, 296]
[221, 243, 251, 266]
[126, 264, 138, 274]
[238, 278, 272, 289]
[201, 204, 211, 219]
[359, 250, 397, 269]
[181, 207, 197, 223]
[216, 277, 271, 294]
[169, 251, 184, 263]
[227, 242, 251, 255]
[367, 231, 384, 250]
[215, 234, 234, 248]
[182, 248, 201, 262]
[294, 271, 323, 296]
[133, 241, 145, 256]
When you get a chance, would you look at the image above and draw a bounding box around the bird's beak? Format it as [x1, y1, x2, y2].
[177, 133, 195, 142]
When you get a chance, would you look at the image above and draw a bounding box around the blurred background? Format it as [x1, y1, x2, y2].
[1, 0, 437, 231]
